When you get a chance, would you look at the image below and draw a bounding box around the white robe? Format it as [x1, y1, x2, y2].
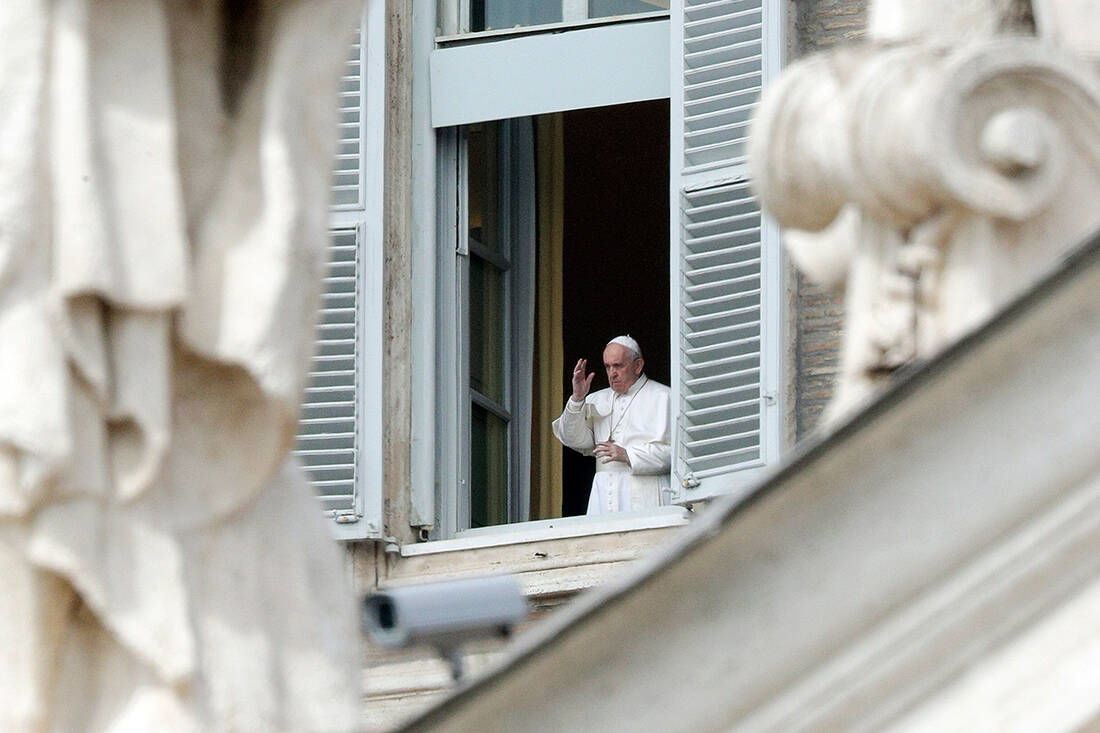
[552, 375, 672, 514]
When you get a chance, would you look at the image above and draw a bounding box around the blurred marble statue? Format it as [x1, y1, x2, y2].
[0, 1, 363, 729]
[750, 0, 1100, 423]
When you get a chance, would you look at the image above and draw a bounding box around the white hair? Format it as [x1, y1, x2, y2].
[607, 335, 642, 360]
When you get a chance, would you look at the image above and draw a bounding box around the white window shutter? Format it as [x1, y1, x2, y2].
[332, 32, 364, 210]
[295, 9, 386, 540]
[682, 0, 763, 172]
[297, 227, 361, 515]
[671, 0, 784, 501]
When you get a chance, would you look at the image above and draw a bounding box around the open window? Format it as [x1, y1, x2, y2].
[437, 102, 672, 534]
[424, 1, 784, 539]
[300, 1, 786, 542]
[424, 2, 786, 541]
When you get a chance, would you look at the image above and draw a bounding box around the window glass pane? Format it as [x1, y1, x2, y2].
[472, 0, 562, 32]
[467, 123, 501, 254]
[589, 0, 669, 19]
[469, 256, 505, 402]
[470, 404, 508, 527]
[441, 0, 669, 37]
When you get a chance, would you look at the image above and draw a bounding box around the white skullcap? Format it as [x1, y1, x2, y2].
[607, 335, 642, 359]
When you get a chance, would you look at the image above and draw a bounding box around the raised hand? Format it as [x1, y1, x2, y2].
[571, 358, 595, 401]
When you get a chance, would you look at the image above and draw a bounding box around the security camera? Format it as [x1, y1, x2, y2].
[362, 574, 529, 679]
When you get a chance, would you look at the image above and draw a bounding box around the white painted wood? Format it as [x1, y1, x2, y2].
[410, 0, 440, 530]
[303, 6, 387, 540]
[298, 226, 360, 513]
[399, 239, 1100, 733]
[453, 119, 538, 528]
[433, 129, 463, 540]
[454, 128, 472, 533]
[429, 20, 670, 127]
[328, 3, 387, 541]
[508, 119, 537, 524]
[353, 0, 388, 540]
[330, 33, 365, 210]
[669, 0, 784, 504]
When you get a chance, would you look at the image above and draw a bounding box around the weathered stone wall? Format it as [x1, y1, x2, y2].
[793, 0, 868, 55]
[793, 277, 845, 436]
[789, 0, 868, 436]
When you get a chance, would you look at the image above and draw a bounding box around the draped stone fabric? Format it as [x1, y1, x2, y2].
[0, 0, 363, 729]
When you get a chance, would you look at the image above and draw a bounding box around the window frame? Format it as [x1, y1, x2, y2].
[429, 19, 671, 127]
[437, 120, 538, 536]
[411, 3, 786, 542]
[436, 0, 669, 39]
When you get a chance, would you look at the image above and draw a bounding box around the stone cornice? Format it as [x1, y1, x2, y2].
[401, 235, 1100, 732]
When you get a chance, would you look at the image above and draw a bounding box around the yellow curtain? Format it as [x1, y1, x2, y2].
[530, 114, 564, 520]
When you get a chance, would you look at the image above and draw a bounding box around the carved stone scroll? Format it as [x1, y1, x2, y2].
[750, 3, 1100, 422]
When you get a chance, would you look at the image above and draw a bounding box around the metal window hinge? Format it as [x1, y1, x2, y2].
[764, 391, 778, 406]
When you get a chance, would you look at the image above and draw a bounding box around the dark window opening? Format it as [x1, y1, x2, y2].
[559, 100, 671, 516]
[460, 99, 670, 528]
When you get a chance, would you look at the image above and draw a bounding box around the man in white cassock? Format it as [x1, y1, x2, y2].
[552, 336, 672, 514]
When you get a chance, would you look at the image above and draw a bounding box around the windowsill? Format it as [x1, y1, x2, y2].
[401, 506, 691, 557]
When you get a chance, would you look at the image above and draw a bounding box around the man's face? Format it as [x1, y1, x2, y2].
[603, 344, 644, 395]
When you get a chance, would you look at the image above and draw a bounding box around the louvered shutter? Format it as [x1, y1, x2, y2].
[295, 12, 385, 538]
[332, 32, 363, 210]
[670, 0, 783, 500]
[298, 227, 360, 514]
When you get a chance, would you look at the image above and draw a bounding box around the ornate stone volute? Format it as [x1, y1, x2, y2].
[749, 0, 1100, 423]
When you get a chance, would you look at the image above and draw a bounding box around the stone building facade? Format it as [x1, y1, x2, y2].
[302, 1, 877, 727]
[791, 0, 866, 435]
